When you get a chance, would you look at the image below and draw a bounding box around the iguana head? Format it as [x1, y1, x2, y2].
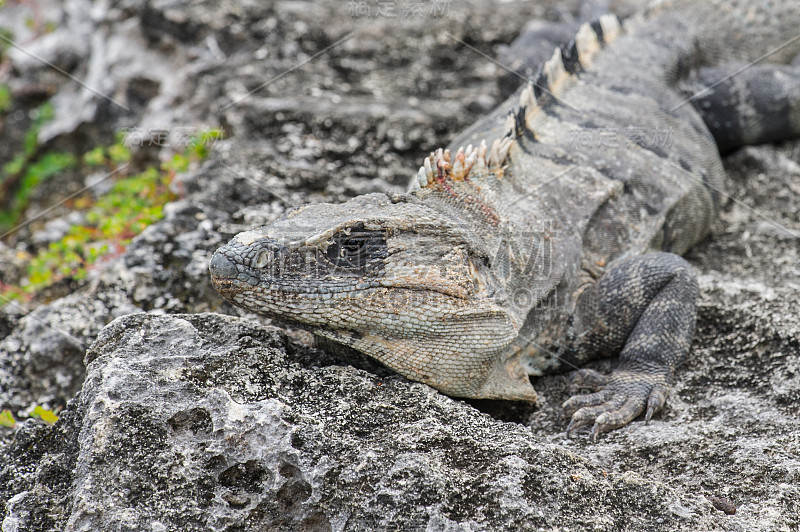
[210, 192, 537, 401]
[212, 194, 476, 310]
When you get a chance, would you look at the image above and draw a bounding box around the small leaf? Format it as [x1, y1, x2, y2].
[0, 409, 16, 428]
[3, 154, 25, 176]
[108, 143, 131, 164]
[83, 146, 106, 166]
[32, 406, 58, 425]
[0, 85, 11, 113]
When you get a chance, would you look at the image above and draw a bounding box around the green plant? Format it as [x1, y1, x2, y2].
[0, 151, 77, 231]
[0, 102, 75, 234]
[0, 409, 15, 429]
[0, 406, 59, 429]
[31, 406, 58, 425]
[0, 84, 11, 113]
[3, 128, 222, 299]
[0, 28, 13, 57]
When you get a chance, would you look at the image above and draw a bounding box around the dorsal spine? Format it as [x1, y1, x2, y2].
[409, 14, 622, 193]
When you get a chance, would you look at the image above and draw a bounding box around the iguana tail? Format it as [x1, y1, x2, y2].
[648, 0, 800, 152]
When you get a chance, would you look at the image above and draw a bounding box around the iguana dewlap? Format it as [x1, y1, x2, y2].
[210, 0, 800, 439]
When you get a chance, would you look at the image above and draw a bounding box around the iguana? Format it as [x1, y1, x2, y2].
[210, 0, 800, 439]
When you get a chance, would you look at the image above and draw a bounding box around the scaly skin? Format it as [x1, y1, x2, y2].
[211, 0, 800, 439]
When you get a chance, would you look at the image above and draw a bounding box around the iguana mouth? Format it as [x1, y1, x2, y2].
[210, 223, 388, 287]
[209, 246, 383, 296]
[209, 248, 471, 300]
[209, 218, 479, 300]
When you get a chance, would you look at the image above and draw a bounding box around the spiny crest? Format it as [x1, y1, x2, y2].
[523, 13, 622, 118]
[408, 14, 622, 192]
[409, 139, 512, 191]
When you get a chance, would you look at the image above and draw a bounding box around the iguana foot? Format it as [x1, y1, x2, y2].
[563, 364, 669, 441]
[557, 252, 697, 440]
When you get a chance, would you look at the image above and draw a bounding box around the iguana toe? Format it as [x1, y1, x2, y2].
[645, 383, 669, 424]
[562, 389, 614, 417]
[563, 367, 670, 440]
[564, 393, 626, 437]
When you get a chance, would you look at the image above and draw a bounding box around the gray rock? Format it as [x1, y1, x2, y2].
[1, 313, 742, 531]
[0, 290, 141, 415]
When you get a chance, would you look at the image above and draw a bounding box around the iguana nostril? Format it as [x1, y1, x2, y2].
[209, 252, 238, 279]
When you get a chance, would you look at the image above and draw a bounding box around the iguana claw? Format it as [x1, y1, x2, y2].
[562, 366, 670, 440]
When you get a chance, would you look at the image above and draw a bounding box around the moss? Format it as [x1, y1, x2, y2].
[1, 129, 222, 301]
[0, 85, 11, 113]
[0, 102, 73, 234]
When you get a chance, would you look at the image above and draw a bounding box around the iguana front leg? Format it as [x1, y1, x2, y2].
[561, 252, 698, 440]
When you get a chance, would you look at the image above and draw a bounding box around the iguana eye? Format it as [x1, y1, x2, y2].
[326, 235, 370, 268]
[255, 250, 270, 268]
[325, 224, 387, 270]
[340, 237, 368, 256]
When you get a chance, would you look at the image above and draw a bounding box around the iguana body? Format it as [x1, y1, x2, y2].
[210, 0, 800, 438]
